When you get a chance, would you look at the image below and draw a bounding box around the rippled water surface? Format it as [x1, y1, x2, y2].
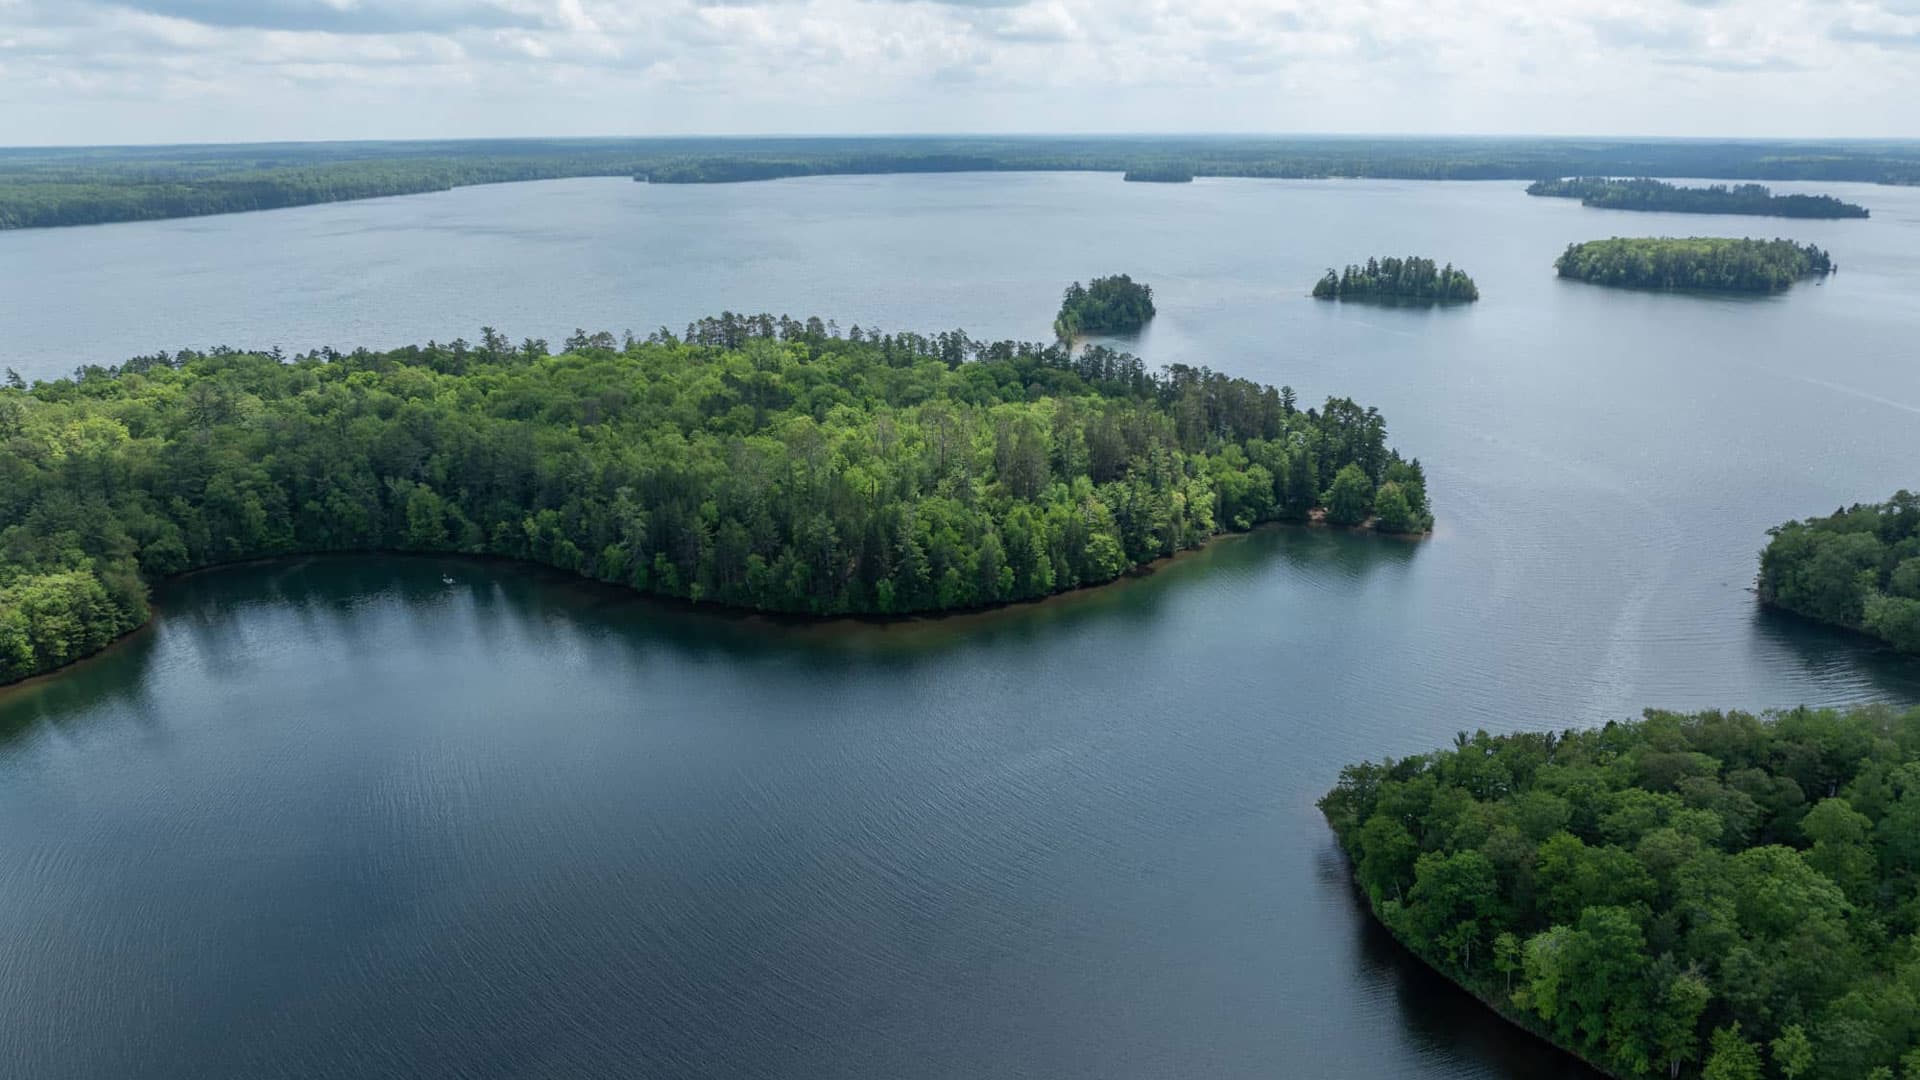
[3, 175, 1919, 1079]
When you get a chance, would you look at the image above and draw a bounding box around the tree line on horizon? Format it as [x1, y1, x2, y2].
[8, 136, 1920, 229]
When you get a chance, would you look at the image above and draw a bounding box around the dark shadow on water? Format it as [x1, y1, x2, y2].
[1749, 603, 1920, 705]
[1315, 296, 1479, 312]
[1551, 277, 1794, 306]
[1313, 840, 1608, 1080]
[0, 625, 168, 745]
[0, 527, 1421, 742]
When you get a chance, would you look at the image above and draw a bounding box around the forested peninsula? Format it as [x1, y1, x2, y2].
[1313, 257, 1479, 303]
[8, 136, 1920, 229]
[1055, 276, 1157, 338]
[0, 313, 1432, 685]
[1322, 703, 1920, 1080]
[1554, 238, 1834, 293]
[1759, 492, 1920, 655]
[1527, 178, 1870, 219]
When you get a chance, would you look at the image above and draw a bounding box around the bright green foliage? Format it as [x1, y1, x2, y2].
[1759, 492, 1920, 655]
[1323, 464, 1376, 527]
[1527, 178, 1870, 219]
[1704, 1025, 1763, 1080]
[1312, 256, 1479, 302]
[1321, 705, 1920, 1079]
[1553, 237, 1834, 293]
[1773, 1024, 1815, 1079]
[1054, 275, 1157, 338]
[0, 313, 1431, 684]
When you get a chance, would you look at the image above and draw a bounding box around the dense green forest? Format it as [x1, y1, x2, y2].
[0, 312, 1432, 684]
[1055, 276, 1158, 338]
[1322, 703, 1920, 1080]
[1122, 165, 1195, 183]
[1759, 493, 1920, 656]
[1312, 257, 1480, 303]
[1554, 238, 1834, 293]
[1527, 178, 1870, 219]
[6, 136, 1920, 229]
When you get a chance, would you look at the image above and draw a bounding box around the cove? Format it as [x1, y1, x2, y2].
[1, 550, 1611, 1080]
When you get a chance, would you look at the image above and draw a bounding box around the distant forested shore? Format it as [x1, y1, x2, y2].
[6, 135, 1920, 229]
[1555, 237, 1833, 293]
[0, 309, 1433, 684]
[1123, 165, 1195, 183]
[1759, 492, 1920, 655]
[1527, 177, 1870, 219]
[1313, 257, 1479, 303]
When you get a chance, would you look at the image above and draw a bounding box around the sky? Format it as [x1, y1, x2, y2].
[2, 0, 1919, 146]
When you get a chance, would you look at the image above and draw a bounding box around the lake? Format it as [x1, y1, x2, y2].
[3, 174, 1919, 1079]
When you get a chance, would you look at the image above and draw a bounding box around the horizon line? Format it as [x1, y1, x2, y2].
[7, 131, 1920, 153]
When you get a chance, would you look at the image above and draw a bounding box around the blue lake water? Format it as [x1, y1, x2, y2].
[2, 174, 1918, 1078]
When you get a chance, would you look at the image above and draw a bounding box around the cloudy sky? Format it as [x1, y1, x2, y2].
[2, 0, 1918, 146]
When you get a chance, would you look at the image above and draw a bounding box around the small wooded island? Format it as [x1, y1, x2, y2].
[1054, 274, 1158, 338]
[1554, 237, 1833, 293]
[1759, 491, 1920, 655]
[1122, 165, 1195, 183]
[0, 305, 1433, 685]
[1527, 177, 1870, 219]
[1322, 701, 1920, 1080]
[1312, 257, 1480, 303]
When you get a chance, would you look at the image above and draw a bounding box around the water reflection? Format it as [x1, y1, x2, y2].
[11, 524, 1421, 701]
[1747, 604, 1920, 704]
[1312, 842, 1604, 1079]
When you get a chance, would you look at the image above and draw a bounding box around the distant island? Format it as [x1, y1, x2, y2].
[9, 135, 1920, 229]
[0, 301, 1433, 685]
[1055, 275, 1158, 338]
[1554, 237, 1833, 293]
[1759, 491, 1920, 654]
[1527, 177, 1870, 219]
[1312, 257, 1479, 303]
[1323, 700, 1920, 1080]
[1123, 165, 1195, 183]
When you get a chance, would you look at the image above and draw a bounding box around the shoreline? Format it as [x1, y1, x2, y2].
[1756, 594, 1919, 658]
[1326, 845, 1624, 1080]
[0, 515, 1432, 691]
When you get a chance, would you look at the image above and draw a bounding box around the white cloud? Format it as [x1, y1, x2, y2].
[0, 0, 1915, 142]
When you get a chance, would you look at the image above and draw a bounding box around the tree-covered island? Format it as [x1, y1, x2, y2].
[0, 307, 1433, 685]
[1527, 178, 1870, 219]
[1759, 491, 1920, 655]
[1054, 275, 1158, 338]
[1554, 238, 1834, 293]
[1323, 702, 1920, 1080]
[1312, 257, 1480, 303]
